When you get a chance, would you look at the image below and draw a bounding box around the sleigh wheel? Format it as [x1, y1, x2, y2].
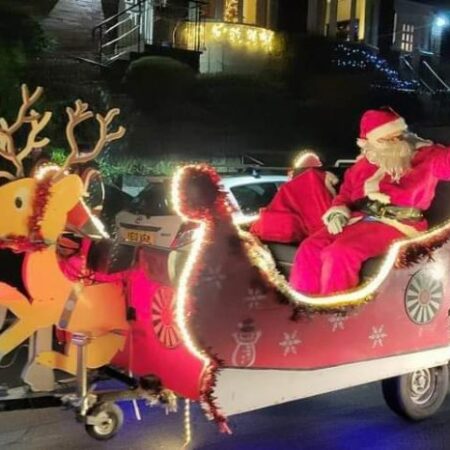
[85, 402, 123, 440]
[381, 365, 449, 421]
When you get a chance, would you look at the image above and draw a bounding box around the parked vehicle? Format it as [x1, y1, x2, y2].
[115, 172, 287, 248]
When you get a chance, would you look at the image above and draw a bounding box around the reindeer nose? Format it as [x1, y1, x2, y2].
[66, 201, 108, 239]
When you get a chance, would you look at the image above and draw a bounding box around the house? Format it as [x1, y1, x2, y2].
[106, 1, 449, 81]
[106, 0, 279, 73]
[303, 1, 449, 66]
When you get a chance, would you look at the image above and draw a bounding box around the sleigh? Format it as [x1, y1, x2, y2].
[2, 86, 450, 441]
[123, 164, 450, 428]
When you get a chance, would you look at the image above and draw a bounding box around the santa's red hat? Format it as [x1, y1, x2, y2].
[357, 109, 408, 147]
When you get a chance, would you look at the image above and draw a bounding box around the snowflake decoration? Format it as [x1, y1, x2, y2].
[244, 288, 266, 309]
[279, 330, 302, 356]
[328, 313, 347, 332]
[200, 265, 226, 290]
[369, 325, 387, 348]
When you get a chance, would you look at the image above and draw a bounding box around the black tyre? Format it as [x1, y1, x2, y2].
[85, 402, 124, 440]
[382, 364, 449, 421]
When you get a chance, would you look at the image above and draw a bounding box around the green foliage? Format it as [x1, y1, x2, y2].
[98, 157, 179, 181]
[48, 147, 67, 166]
[195, 73, 300, 149]
[0, 0, 59, 18]
[123, 56, 196, 111]
[281, 34, 335, 97]
[0, 6, 51, 118]
[0, 6, 49, 54]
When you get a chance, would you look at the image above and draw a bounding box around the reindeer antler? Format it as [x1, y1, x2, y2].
[61, 100, 125, 172]
[0, 84, 51, 178]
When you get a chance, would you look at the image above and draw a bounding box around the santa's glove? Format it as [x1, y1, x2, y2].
[324, 211, 349, 235]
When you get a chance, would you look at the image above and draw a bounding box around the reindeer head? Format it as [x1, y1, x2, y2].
[0, 85, 125, 250]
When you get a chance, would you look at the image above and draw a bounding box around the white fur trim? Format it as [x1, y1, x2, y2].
[366, 117, 407, 142]
[322, 205, 351, 224]
[363, 167, 385, 197]
[356, 138, 367, 148]
[324, 171, 339, 197]
[367, 192, 391, 204]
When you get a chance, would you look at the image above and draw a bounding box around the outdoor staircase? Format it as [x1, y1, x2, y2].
[91, 0, 204, 72]
[29, 0, 133, 148]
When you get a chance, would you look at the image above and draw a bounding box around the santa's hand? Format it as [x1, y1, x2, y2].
[325, 212, 349, 235]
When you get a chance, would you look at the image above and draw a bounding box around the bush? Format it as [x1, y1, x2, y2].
[280, 34, 335, 97]
[0, 1, 59, 18]
[123, 57, 197, 112]
[0, 7, 50, 118]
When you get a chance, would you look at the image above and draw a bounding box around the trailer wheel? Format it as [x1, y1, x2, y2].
[382, 365, 449, 421]
[85, 402, 123, 440]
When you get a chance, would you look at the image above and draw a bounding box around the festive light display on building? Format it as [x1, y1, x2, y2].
[333, 43, 419, 92]
[182, 22, 275, 53]
[209, 22, 275, 51]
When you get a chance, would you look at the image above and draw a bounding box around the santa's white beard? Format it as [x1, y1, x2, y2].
[363, 140, 413, 182]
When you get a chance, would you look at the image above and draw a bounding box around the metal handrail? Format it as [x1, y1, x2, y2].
[94, 0, 144, 64]
[93, 0, 205, 64]
[93, 0, 147, 30]
[422, 60, 450, 92]
[105, 16, 133, 35]
[102, 25, 140, 49]
[400, 56, 434, 94]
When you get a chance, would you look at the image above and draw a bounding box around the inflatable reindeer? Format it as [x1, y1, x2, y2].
[0, 85, 128, 381]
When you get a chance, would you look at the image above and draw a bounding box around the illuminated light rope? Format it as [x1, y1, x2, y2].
[172, 165, 234, 431]
[174, 164, 450, 312]
[171, 167, 211, 367]
[182, 399, 192, 449]
[236, 218, 450, 309]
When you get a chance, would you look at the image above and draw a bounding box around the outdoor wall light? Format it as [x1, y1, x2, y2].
[435, 15, 449, 28]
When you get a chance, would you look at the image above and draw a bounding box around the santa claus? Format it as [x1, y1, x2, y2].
[290, 108, 450, 295]
[250, 150, 338, 243]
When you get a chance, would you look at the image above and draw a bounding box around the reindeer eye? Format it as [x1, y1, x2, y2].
[15, 197, 23, 209]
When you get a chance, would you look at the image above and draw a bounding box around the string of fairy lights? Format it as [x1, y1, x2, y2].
[332, 43, 420, 92]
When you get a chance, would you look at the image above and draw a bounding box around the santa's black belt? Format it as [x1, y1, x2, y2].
[352, 198, 424, 221]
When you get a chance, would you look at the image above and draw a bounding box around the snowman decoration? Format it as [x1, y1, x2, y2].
[231, 318, 262, 367]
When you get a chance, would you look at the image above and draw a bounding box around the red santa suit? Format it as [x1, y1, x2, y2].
[251, 152, 337, 243]
[290, 110, 450, 295]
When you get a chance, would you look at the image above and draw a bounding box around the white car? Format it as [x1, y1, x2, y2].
[115, 173, 287, 249]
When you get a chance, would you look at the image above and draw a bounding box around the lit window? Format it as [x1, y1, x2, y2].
[243, 0, 257, 25]
[400, 23, 414, 52]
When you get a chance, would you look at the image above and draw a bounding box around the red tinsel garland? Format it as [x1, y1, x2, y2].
[176, 165, 231, 221]
[200, 357, 231, 434]
[0, 177, 53, 253]
[28, 177, 53, 244]
[175, 165, 231, 430]
[395, 228, 450, 268]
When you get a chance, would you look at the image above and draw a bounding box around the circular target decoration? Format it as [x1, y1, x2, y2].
[151, 286, 181, 348]
[405, 270, 443, 324]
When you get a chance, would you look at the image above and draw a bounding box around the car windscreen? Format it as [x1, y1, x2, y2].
[230, 182, 278, 215]
[129, 182, 173, 216]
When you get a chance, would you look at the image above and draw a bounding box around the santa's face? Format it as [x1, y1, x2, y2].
[363, 134, 413, 182]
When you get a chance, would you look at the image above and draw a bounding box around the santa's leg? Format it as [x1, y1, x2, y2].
[319, 221, 404, 294]
[290, 227, 335, 294]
